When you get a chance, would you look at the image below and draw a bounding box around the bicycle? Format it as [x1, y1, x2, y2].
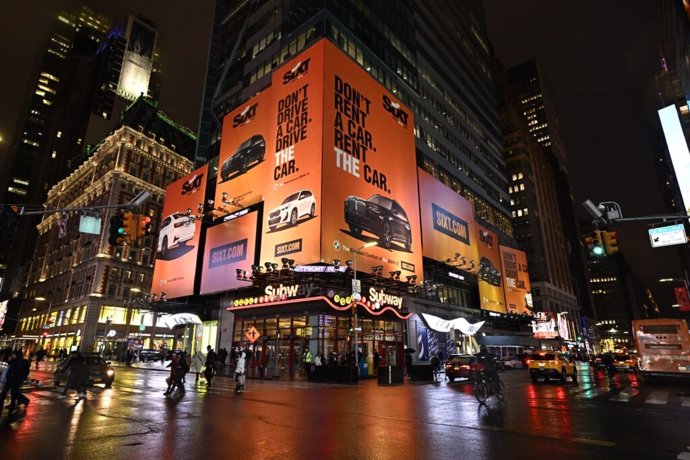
[473, 370, 505, 404]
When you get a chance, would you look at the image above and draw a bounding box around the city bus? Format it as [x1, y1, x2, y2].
[632, 318, 690, 380]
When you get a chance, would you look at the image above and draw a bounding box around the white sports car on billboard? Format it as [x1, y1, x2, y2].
[157, 213, 196, 255]
[268, 190, 316, 231]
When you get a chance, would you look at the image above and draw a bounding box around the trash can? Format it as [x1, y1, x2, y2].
[377, 365, 404, 385]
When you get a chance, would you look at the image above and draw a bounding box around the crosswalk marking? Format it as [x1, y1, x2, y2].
[677, 452, 690, 459]
[681, 398, 690, 407]
[646, 390, 669, 405]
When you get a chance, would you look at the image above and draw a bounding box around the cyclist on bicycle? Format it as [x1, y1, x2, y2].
[475, 345, 499, 383]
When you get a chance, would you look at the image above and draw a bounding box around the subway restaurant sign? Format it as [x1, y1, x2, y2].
[231, 282, 320, 307]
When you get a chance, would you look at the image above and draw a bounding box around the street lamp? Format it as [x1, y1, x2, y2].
[351, 241, 377, 380]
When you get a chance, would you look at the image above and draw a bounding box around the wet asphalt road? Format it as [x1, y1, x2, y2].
[1, 362, 689, 460]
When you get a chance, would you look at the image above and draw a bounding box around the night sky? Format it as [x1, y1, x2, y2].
[0, 2, 683, 300]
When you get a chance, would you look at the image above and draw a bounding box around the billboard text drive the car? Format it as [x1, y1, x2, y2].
[220, 135, 266, 182]
[268, 190, 316, 231]
[344, 194, 412, 250]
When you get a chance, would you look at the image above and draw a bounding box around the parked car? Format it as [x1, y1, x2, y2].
[139, 349, 163, 362]
[220, 135, 266, 181]
[53, 354, 115, 388]
[157, 213, 196, 255]
[527, 352, 577, 383]
[268, 190, 316, 231]
[445, 354, 483, 382]
[343, 194, 412, 250]
[613, 354, 638, 372]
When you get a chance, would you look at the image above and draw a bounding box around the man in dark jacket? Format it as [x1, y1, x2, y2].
[204, 346, 217, 385]
[3, 350, 30, 412]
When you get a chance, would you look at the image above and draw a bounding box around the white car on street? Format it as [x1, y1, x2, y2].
[267, 190, 316, 231]
[157, 213, 196, 255]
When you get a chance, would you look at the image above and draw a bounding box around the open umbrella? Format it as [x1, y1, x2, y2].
[404, 348, 416, 354]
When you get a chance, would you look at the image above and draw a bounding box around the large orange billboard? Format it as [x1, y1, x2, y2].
[320, 40, 423, 278]
[257, 40, 326, 267]
[215, 89, 273, 209]
[151, 164, 208, 299]
[499, 245, 532, 314]
[200, 211, 258, 295]
[418, 168, 478, 273]
[477, 225, 506, 313]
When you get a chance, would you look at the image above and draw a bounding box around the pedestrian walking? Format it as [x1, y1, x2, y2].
[204, 346, 217, 386]
[57, 352, 82, 399]
[234, 349, 247, 394]
[35, 347, 47, 370]
[72, 355, 91, 400]
[164, 351, 189, 397]
[125, 348, 134, 367]
[192, 350, 204, 383]
[2, 350, 31, 413]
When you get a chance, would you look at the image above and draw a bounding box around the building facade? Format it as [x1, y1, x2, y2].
[14, 98, 195, 355]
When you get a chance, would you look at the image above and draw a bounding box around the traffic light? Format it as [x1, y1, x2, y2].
[603, 230, 619, 255]
[591, 230, 605, 257]
[137, 215, 152, 239]
[122, 211, 137, 241]
[108, 213, 125, 246]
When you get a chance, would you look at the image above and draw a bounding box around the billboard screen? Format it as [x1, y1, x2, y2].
[320, 40, 423, 277]
[151, 164, 208, 299]
[215, 89, 273, 209]
[477, 225, 506, 313]
[418, 169, 478, 274]
[658, 104, 690, 215]
[257, 40, 326, 267]
[118, 17, 157, 99]
[499, 245, 532, 314]
[200, 211, 258, 295]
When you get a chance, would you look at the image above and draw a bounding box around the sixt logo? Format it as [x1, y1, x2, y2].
[232, 103, 257, 127]
[382, 95, 409, 127]
[181, 173, 204, 195]
[432, 203, 469, 244]
[282, 58, 311, 84]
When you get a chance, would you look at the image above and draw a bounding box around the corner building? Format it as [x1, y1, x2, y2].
[190, 1, 546, 374]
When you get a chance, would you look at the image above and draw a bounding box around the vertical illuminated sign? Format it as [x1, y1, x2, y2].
[215, 89, 273, 208]
[476, 225, 506, 313]
[200, 212, 258, 295]
[151, 164, 208, 299]
[118, 16, 157, 99]
[320, 40, 423, 277]
[418, 169, 478, 271]
[258, 41, 325, 267]
[499, 245, 532, 314]
[659, 104, 690, 215]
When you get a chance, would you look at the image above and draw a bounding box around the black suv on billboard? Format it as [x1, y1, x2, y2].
[344, 194, 412, 250]
[477, 257, 502, 287]
[220, 135, 266, 181]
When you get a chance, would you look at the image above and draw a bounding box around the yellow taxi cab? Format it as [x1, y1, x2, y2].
[527, 352, 577, 383]
[613, 354, 638, 373]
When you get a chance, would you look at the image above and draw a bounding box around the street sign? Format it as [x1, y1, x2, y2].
[139, 324, 146, 332]
[649, 224, 687, 248]
[352, 279, 361, 294]
[245, 325, 260, 344]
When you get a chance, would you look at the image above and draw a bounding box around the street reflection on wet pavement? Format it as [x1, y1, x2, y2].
[1, 362, 689, 459]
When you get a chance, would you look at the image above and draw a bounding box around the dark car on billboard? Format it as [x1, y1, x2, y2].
[477, 257, 502, 286]
[220, 135, 266, 182]
[344, 194, 412, 250]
